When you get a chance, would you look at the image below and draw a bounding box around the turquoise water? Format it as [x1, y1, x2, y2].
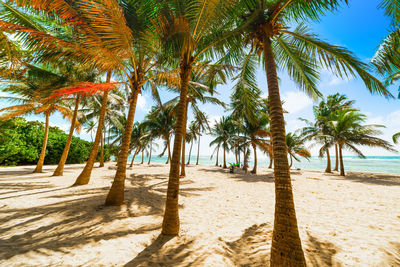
[128, 155, 400, 175]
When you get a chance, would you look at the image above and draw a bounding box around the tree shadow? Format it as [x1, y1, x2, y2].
[305, 232, 341, 267]
[225, 223, 272, 266]
[334, 172, 400, 186]
[0, 176, 170, 261]
[198, 166, 274, 183]
[123, 235, 208, 267]
[382, 241, 400, 266]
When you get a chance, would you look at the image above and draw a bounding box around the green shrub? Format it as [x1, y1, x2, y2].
[0, 118, 97, 166]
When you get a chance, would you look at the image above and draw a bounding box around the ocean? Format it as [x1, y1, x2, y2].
[127, 155, 400, 175]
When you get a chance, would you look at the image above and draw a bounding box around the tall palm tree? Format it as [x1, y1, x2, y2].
[227, 1, 391, 264]
[156, 0, 236, 235]
[327, 109, 395, 176]
[286, 132, 311, 168]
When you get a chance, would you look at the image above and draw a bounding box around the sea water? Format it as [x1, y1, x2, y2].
[127, 155, 400, 175]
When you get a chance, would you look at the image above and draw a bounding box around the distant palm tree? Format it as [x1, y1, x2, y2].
[286, 133, 311, 168]
[327, 109, 395, 176]
[186, 121, 198, 165]
[210, 117, 234, 169]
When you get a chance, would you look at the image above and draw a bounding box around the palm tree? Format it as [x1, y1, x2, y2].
[327, 109, 395, 176]
[286, 133, 311, 168]
[0, 0, 172, 204]
[128, 122, 147, 167]
[194, 112, 210, 165]
[186, 121, 198, 165]
[0, 74, 76, 173]
[227, 1, 391, 264]
[156, 0, 235, 235]
[210, 117, 234, 169]
[144, 104, 176, 164]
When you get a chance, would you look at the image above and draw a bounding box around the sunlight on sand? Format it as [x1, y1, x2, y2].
[0, 163, 399, 266]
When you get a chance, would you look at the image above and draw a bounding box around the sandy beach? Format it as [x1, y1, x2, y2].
[0, 162, 399, 266]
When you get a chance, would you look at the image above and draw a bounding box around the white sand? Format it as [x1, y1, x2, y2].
[0, 162, 399, 266]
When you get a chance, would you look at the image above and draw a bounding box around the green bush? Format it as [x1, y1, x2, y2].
[0, 117, 107, 166]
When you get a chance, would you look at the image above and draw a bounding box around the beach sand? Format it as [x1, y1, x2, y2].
[0, 162, 399, 266]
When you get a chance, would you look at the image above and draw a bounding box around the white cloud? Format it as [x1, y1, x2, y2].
[282, 91, 313, 114]
[50, 122, 70, 132]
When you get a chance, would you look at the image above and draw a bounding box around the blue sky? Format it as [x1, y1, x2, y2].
[1, 0, 399, 158]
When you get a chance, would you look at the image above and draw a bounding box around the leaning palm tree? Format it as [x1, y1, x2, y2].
[327, 109, 395, 176]
[286, 132, 311, 168]
[194, 111, 210, 165]
[227, 0, 392, 264]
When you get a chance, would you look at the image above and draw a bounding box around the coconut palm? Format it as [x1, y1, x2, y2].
[128, 122, 147, 167]
[226, 1, 391, 264]
[326, 109, 395, 176]
[210, 117, 234, 169]
[186, 121, 198, 165]
[155, 0, 237, 234]
[145, 104, 177, 164]
[193, 111, 210, 165]
[285, 132, 311, 168]
[0, 67, 77, 173]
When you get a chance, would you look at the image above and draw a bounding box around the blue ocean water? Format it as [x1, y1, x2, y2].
[128, 155, 400, 175]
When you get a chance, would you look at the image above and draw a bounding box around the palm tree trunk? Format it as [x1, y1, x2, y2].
[268, 151, 273, 168]
[105, 88, 140, 206]
[53, 95, 80, 176]
[73, 87, 110, 185]
[162, 61, 191, 235]
[238, 149, 240, 165]
[148, 142, 152, 164]
[251, 142, 257, 174]
[263, 37, 306, 267]
[289, 154, 293, 168]
[325, 147, 332, 173]
[180, 101, 189, 176]
[339, 143, 345, 176]
[243, 148, 248, 173]
[99, 129, 104, 167]
[141, 149, 144, 164]
[334, 144, 339, 171]
[196, 136, 200, 165]
[215, 146, 219, 166]
[166, 136, 171, 164]
[223, 145, 227, 168]
[34, 112, 50, 173]
[130, 147, 139, 168]
[187, 141, 193, 165]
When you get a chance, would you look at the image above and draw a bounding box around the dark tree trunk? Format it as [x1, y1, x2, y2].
[325, 147, 332, 173]
[263, 37, 306, 267]
[333, 144, 339, 171]
[339, 143, 345, 176]
[251, 142, 257, 174]
[180, 101, 189, 177]
[215, 146, 219, 166]
[99, 129, 104, 167]
[196, 136, 200, 165]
